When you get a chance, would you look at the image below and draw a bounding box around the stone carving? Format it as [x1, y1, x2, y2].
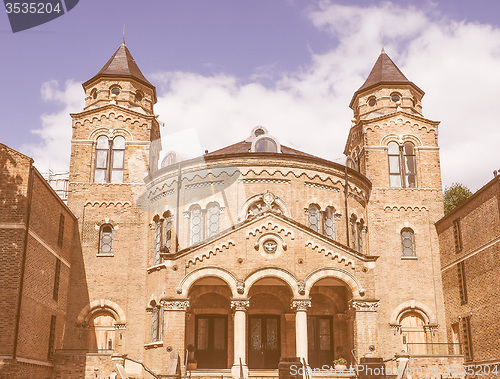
[297, 281, 305, 295]
[231, 299, 250, 311]
[115, 323, 127, 330]
[291, 299, 311, 311]
[262, 239, 278, 254]
[161, 300, 190, 311]
[263, 190, 275, 206]
[236, 281, 245, 294]
[349, 300, 380, 312]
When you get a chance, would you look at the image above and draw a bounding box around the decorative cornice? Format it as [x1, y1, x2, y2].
[115, 323, 127, 330]
[306, 241, 356, 268]
[349, 300, 380, 312]
[305, 181, 340, 192]
[246, 221, 295, 239]
[186, 240, 236, 267]
[231, 299, 250, 311]
[291, 299, 311, 311]
[185, 180, 225, 190]
[161, 300, 190, 311]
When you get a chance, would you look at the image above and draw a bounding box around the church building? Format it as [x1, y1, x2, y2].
[2, 42, 465, 378]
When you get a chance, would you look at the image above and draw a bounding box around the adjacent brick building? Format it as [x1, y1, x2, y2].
[436, 173, 500, 375]
[0, 144, 83, 378]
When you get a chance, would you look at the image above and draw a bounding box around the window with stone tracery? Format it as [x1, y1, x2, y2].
[308, 204, 321, 232]
[99, 224, 114, 255]
[206, 202, 220, 238]
[323, 207, 336, 240]
[190, 205, 203, 245]
[401, 228, 415, 257]
[150, 303, 162, 343]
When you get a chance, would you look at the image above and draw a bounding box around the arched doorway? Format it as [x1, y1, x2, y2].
[86, 312, 116, 352]
[308, 278, 353, 368]
[247, 277, 294, 369]
[187, 277, 233, 369]
[400, 312, 427, 355]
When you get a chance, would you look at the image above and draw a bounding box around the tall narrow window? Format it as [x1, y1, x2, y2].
[163, 212, 172, 254]
[206, 202, 220, 238]
[94, 135, 125, 183]
[388, 142, 402, 188]
[453, 219, 463, 252]
[403, 142, 417, 188]
[190, 205, 203, 245]
[154, 219, 162, 265]
[48, 315, 56, 361]
[461, 316, 473, 361]
[308, 204, 321, 232]
[350, 215, 358, 251]
[53, 259, 61, 301]
[150, 304, 162, 342]
[457, 261, 468, 304]
[388, 142, 418, 188]
[358, 220, 364, 254]
[110, 136, 125, 183]
[95, 136, 110, 183]
[401, 228, 415, 257]
[99, 224, 114, 255]
[57, 214, 64, 247]
[323, 207, 336, 240]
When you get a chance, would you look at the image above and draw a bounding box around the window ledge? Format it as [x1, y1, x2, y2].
[147, 263, 167, 273]
[144, 341, 163, 349]
[401, 256, 418, 260]
[96, 253, 114, 257]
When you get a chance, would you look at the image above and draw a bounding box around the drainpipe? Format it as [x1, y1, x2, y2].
[344, 156, 359, 249]
[13, 161, 34, 359]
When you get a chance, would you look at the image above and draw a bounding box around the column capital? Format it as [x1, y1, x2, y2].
[291, 299, 311, 311]
[231, 299, 250, 311]
[161, 299, 190, 311]
[348, 300, 379, 312]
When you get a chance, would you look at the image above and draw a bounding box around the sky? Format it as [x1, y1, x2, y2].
[1, 0, 500, 192]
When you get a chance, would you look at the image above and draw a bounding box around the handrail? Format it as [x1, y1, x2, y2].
[239, 357, 244, 379]
[302, 357, 310, 379]
[121, 355, 159, 378]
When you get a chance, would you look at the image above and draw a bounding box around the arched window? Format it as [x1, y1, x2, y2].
[308, 204, 321, 232]
[206, 202, 220, 238]
[150, 302, 162, 343]
[400, 312, 427, 354]
[357, 219, 364, 254]
[190, 205, 203, 246]
[87, 312, 116, 352]
[163, 212, 172, 254]
[350, 215, 358, 251]
[388, 141, 417, 188]
[94, 135, 125, 183]
[99, 224, 113, 255]
[255, 137, 277, 153]
[323, 207, 336, 240]
[95, 136, 110, 183]
[401, 228, 415, 257]
[111, 136, 125, 183]
[162, 152, 176, 168]
[388, 142, 401, 188]
[153, 218, 162, 265]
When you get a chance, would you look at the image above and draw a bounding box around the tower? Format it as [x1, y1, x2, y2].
[64, 42, 160, 372]
[345, 51, 447, 357]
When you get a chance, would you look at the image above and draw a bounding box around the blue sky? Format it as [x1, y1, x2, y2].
[1, 0, 500, 191]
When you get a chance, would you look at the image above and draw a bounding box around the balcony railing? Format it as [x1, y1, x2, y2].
[405, 342, 462, 356]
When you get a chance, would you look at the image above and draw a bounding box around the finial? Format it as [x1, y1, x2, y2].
[122, 25, 126, 45]
[380, 28, 385, 53]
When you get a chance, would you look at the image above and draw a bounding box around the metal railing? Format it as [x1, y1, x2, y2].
[404, 342, 461, 355]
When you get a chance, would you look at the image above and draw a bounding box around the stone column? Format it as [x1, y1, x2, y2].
[291, 299, 311, 363]
[231, 299, 249, 379]
[162, 299, 190, 375]
[349, 300, 379, 359]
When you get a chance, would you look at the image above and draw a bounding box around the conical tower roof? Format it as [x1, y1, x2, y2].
[83, 42, 155, 93]
[350, 51, 423, 107]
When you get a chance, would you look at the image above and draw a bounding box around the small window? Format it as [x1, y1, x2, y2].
[255, 137, 277, 153]
[457, 261, 468, 304]
[163, 213, 172, 254]
[110, 86, 121, 96]
[58, 214, 64, 247]
[53, 259, 61, 300]
[48, 315, 56, 361]
[154, 219, 162, 265]
[350, 215, 358, 251]
[150, 304, 161, 342]
[206, 202, 220, 238]
[190, 205, 203, 246]
[308, 204, 321, 232]
[401, 228, 415, 257]
[323, 207, 336, 240]
[254, 128, 265, 137]
[357, 219, 364, 254]
[368, 97, 376, 107]
[99, 225, 114, 255]
[453, 219, 463, 253]
[461, 316, 473, 361]
[91, 88, 97, 100]
[391, 93, 401, 103]
[135, 91, 143, 102]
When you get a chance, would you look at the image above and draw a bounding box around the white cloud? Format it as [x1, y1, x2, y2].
[21, 80, 84, 173]
[28, 2, 500, 191]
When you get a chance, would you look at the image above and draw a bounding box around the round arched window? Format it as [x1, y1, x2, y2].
[391, 93, 401, 103]
[110, 86, 121, 96]
[368, 97, 376, 106]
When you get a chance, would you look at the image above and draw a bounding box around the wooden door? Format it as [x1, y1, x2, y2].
[308, 316, 333, 368]
[195, 315, 228, 368]
[248, 315, 280, 369]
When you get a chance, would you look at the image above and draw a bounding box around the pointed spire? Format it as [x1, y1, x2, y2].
[350, 51, 423, 108]
[83, 42, 154, 90]
[122, 25, 126, 45]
